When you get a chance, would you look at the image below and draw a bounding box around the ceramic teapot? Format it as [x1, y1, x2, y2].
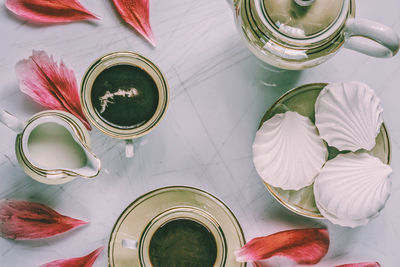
[228, 0, 400, 70]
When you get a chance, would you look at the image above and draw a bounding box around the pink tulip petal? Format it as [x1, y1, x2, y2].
[112, 0, 156, 46]
[335, 262, 381, 267]
[236, 228, 329, 265]
[0, 199, 88, 240]
[40, 246, 104, 267]
[5, 0, 99, 24]
[15, 50, 91, 130]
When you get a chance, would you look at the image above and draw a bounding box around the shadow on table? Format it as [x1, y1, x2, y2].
[265, 196, 326, 228]
[260, 192, 361, 259]
[249, 59, 303, 101]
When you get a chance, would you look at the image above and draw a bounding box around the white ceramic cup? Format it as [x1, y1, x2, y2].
[80, 51, 169, 158]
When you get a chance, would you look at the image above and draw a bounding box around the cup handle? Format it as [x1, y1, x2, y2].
[125, 139, 134, 158]
[344, 18, 400, 58]
[0, 110, 24, 133]
[121, 238, 137, 250]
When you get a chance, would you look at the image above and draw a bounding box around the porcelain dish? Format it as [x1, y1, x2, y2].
[258, 83, 391, 218]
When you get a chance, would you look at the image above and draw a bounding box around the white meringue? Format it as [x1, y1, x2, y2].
[315, 81, 383, 152]
[253, 111, 327, 190]
[314, 152, 392, 228]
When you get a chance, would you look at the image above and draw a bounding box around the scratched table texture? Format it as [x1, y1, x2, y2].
[0, 0, 400, 266]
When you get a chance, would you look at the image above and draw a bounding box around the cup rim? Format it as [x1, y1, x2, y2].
[80, 51, 169, 140]
[138, 207, 227, 266]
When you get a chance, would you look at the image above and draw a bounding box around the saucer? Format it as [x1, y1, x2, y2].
[108, 186, 245, 267]
[259, 83, 391, 218]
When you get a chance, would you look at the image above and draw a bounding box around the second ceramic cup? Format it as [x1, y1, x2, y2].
[81, 51, 169, 157]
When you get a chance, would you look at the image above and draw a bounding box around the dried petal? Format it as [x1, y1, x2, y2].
[0, 199, 88, 240]
[5, 0, 99, 23]
[40, 246, 104, 267]
[236, 228, 329, 265]
[335, 262, 381, 267]
[112, 0, 156, 46]
[15, 50, 91, 130]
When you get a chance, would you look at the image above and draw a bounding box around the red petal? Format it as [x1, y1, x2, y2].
[235, 228, 329, 265]
[112, 0, 156, 46]
[40, 246, 104, 267]
[0, 199, 88, 240]
[5, 0, 99, 23]
[335, 262, 381, 267]
[15, 50, 91, 130]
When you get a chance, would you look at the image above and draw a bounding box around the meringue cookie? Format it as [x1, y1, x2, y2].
[315, 81, 383, 152]
[314, 152, 392, 227]
[253, 111, 327, 190]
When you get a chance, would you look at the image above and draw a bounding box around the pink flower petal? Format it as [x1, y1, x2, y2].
[112, 0, 156, 46]
[5, 0, 99, 24]
[236, 228, 329, 265]
[40, 246, 104, 267]
[335, 262, 381, 267]
[15, 50, 91, 130]
[0, 199, 88, 240]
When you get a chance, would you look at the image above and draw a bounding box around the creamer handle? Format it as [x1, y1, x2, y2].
[344, 18, 400, 58]
[0, 110, 24, 133]
[226, 0, 240, 10]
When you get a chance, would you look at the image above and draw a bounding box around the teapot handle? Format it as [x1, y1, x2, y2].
[0, 110, 24, 133]
[344, 18, 400, 58]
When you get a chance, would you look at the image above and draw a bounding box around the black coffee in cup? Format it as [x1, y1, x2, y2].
[149, 219, 217, 267]
[90, 64, 159, 129]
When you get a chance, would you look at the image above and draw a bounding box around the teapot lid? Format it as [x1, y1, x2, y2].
[260, 0, 346, 40]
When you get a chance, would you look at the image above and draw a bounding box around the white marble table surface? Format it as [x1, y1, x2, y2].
[1, 0, 399, 266]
